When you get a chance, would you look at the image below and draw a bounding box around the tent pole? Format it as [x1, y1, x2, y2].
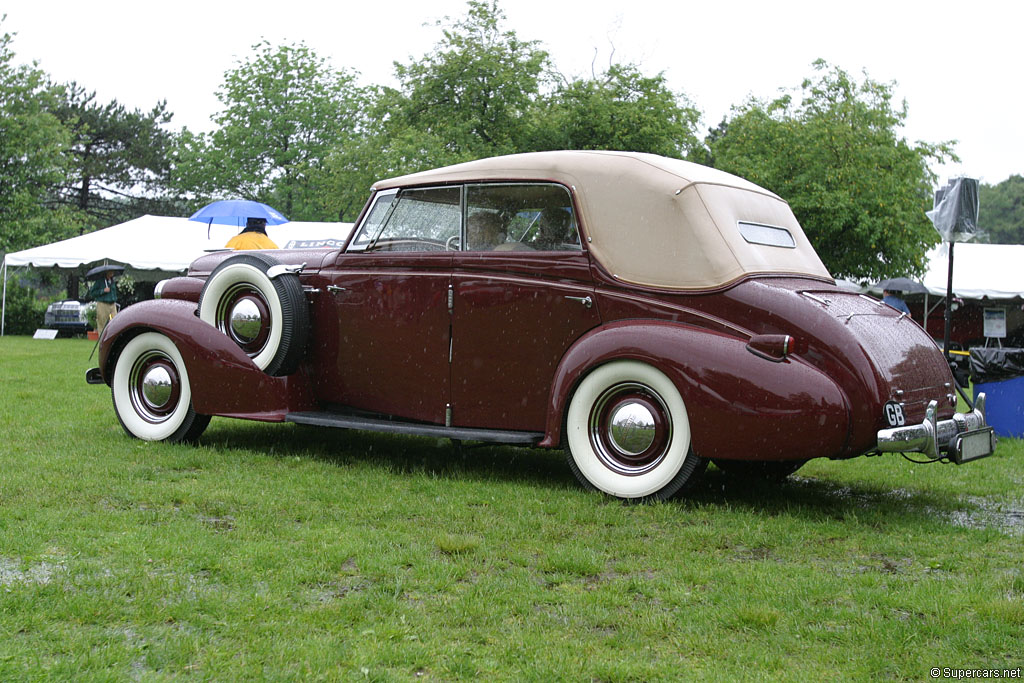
[923, 291, 929, 336]
[1, 259, 7, 337]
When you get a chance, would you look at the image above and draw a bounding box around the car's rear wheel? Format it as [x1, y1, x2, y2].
[198, 253, 308, 376]
[565, 360, 704, 501]
[712, 458, 807, 480]
[111, 332, 210, 442]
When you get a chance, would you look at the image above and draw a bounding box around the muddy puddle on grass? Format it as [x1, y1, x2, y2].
[0, 557, 66, 586]
[788, 476, 1024, 536]
[944, 496, 1024, 535]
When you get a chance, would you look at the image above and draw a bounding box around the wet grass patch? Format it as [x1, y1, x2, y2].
[1, 336, 1022, 679]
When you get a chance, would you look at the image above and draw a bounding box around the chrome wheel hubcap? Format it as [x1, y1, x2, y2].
[128, 351, 181, 423]
[229, 298, 263, 343]
[589, 382, 672, 476]
[216, 285, 272, 356]
[141, 365, 173, 409]
[608, 402, 657, 455]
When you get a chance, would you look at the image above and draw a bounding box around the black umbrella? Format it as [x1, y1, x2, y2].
[875, 277, 928, 295]
[85, 264, 125, 280]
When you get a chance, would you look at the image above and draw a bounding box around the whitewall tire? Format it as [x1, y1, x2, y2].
[111, 332, 210, 442]
[565, 360, 703, 501]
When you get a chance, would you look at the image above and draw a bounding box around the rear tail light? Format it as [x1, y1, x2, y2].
[746, 334, 803, 362]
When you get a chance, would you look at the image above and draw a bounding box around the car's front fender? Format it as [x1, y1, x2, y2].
[98, 299, 316, 420]
[541, 320, 851, 461]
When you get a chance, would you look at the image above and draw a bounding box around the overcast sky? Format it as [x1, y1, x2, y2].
[4, 0, 1020, 186]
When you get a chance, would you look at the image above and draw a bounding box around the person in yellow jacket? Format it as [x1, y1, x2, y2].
[225, 217, 278, 250]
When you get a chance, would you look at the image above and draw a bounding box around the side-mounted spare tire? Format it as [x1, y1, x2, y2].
[198, 252, 309, 376]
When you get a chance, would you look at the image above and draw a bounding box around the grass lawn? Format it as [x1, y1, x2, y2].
[1, 336, 1021, 681]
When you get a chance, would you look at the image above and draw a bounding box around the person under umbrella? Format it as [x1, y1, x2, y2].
[882, 288, 911, 315]
[86, 269, 120, 334]
[225, 217, 278, 250]
[188, 199, 288, 247]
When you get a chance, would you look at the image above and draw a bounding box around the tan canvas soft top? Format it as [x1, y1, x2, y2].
[374, 151, 833, 290]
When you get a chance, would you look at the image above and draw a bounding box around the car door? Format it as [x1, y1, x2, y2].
[312, 186, 459, 425]
[450, 183, 600, 432]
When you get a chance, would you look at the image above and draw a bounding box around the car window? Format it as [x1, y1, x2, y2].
[738, 221, 796, 249]
[465, 184, 581, 252]
[350, 186, 461, 252]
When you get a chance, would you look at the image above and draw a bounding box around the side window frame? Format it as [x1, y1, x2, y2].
[463, 183, 582, 253]
[347, 189, 399, 252]
[347, 186, 462, 253]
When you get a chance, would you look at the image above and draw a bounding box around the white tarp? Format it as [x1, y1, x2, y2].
[2, 214, 352, 334]
[922, 243, 1024, 300]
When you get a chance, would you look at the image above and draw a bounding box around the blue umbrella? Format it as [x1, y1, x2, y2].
[189, 199, 289, 227]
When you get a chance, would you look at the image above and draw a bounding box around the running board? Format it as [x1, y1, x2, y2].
[285, 411, 543, 445]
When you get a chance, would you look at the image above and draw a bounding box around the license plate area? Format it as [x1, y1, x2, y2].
[950, 427, 996, 464]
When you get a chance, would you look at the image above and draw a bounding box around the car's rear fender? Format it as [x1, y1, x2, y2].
[99, 299, 316, 420]
[719, 282, 961, 454]
[541, 320, 850, 461]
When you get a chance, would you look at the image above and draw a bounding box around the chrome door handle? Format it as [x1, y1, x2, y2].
[565, 295, 593, 309]
[327, 285, 347, 295]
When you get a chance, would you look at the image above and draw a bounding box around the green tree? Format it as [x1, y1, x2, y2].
[708, 60, 955, 281]
[390, 0, 550, 160]
[327, 0, 704, 220]
[48, 82, 176, 227]
[0, 21, 69, 254]
[977, 175, 1024, 244]
[175, 41, 366, 221]
[322, 96, 459, 222]
[323, 0, 551, 221]
[532, 63, 702, 158]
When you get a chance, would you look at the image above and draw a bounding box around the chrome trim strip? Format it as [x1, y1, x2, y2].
[799, 292, 830, 306]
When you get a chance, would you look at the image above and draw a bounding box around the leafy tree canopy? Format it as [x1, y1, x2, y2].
[708, 59, 955, 281]
[47, 82, 175, 227]
[173, 40, 367, 221]
[977, 175, 1024, 244]
[324, 0, 707, 222]
[532, 63, 702, 159]
[5, 1, 989, 287]
[323, 0, 552, 221]
[0, 21, 69, 253]
[390, 0, 550, 161]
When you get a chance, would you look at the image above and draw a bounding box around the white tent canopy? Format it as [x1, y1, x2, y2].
[2, 214, 352, 334]
[921, 243, 1024, 300]
[859, 243, 1024, 300]
[3, 214, 351, 276]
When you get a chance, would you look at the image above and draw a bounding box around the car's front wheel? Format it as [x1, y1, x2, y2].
[111, 332, 210, 442]
[565, 360, 704, 501]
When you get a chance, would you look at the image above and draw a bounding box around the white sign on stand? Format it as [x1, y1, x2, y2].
[33, 329, 58, 340]
[983, 308, 1006, 339]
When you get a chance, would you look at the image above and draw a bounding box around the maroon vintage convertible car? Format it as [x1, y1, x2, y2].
[87, 151, 995, 500]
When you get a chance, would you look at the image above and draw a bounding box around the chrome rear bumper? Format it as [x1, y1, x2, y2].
[877, 393, 996, 464]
